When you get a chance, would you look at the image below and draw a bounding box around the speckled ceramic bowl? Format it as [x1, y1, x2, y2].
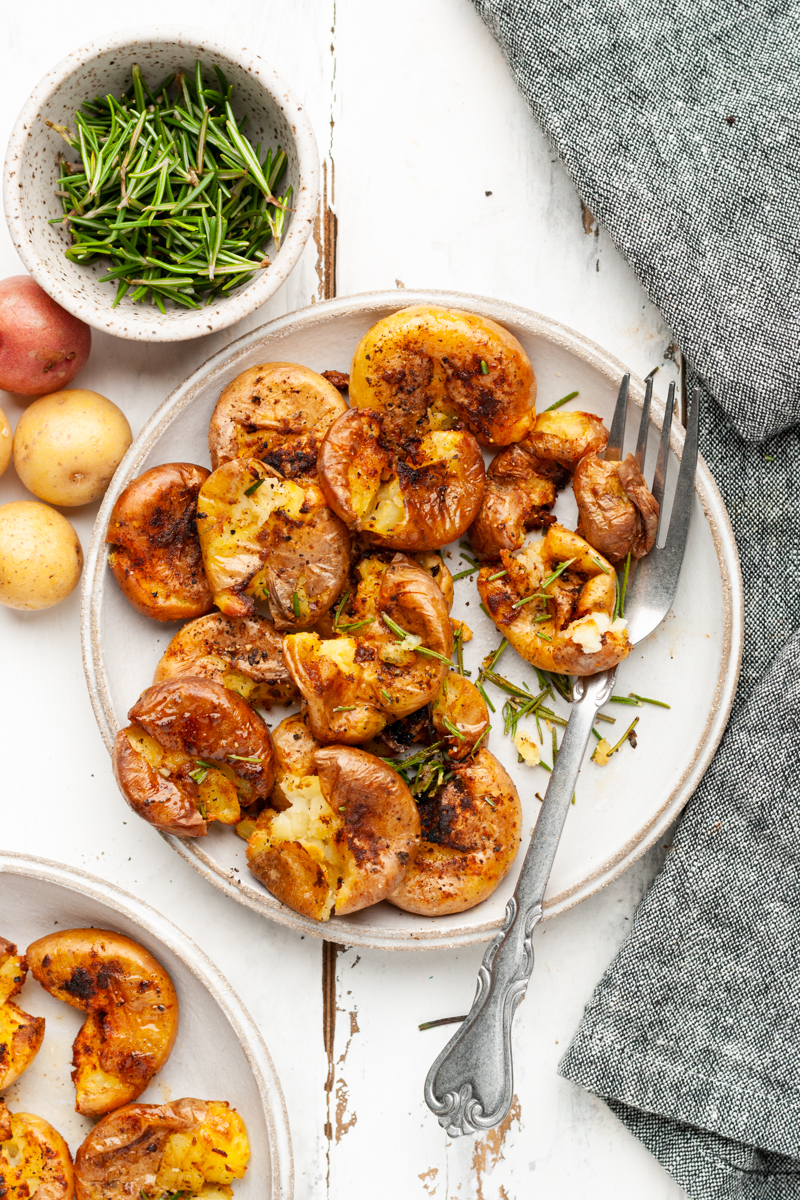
[3, 28, 319, 342]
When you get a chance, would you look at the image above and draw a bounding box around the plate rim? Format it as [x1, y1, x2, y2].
[81, 287, 744, 951]
[0, 850, 294, 1199]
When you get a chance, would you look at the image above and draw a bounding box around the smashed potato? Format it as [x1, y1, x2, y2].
[283, 554, 453, 743]
[153, 612, 298, 708]
[388, 749, 521, 915]
[0, 939, 44, 1091]
[269, 712, 321, 810]
[349, 305, 536, 446]
[478, 525, 630, 675]
[574, 452, 659, 562]
[521, 409, 608, 471]
[197, 458, 350, 627]
[27, 929, 178, 1118]
[74, 1098, 248, 1200]
[208, 362, 347, 477]
[0, 1100, 73, 1200]
[318, 408, 485, 551]
[431, 674, 490, 761]
[106, 463, 214, 622]
[469, 444, 558, 561]
[247, 744, 419, 921]
[114, 678, 277, 836]
[414, 552, 453, 610]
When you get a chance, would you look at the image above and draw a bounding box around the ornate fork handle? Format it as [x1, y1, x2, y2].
[424, 669, 616, 1137]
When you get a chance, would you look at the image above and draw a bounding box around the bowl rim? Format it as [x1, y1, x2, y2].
[3, 25, 319, 342]
[0, 848, 294, 1199]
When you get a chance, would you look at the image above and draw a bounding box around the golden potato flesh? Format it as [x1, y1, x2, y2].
[0, 1101, 73, 1200]
[106, 463, 214, 622]
[318, 408, 485, 551]
[573, 452, 659, 562]
[283, 554, 453, 743]
[469, 444, 558, 561]
[477, 524, 631, 676]
[197, 458, 350, 627]
[74, 1098, 249, 1200]
[349, 305, 536, 446]
[0, 939, 44, 1091]
[27, 929, 178, 1119]
[521, 409, 608, 471]
[154, 612, 299, 708]
[247, 745, 420, 921]
[431, 674, 490, 761]
[388, 749, 521, 916]
[114, 678, 277, 837]
[208, 362, 347, 476]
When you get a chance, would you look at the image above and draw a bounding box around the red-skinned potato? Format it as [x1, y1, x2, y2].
[388, 749, 521, 915]
[208, 362, 347, 476]
[573, 451, 659, 562]
[0, 939, 45, 1091]
[469, 444, 558, 561]
[113, 678, 277, 836]
[349, 305, 536, 446]
[106, 463, 214, 622]
[478, 525, 630, 675]
[247, 744, 420, 920]
[521, 408, 608, 471]
[283, 554, 453, 744]
[74, 1098, 249, 1200]
[153, 612, 299, 708]
[318, 408, 485, 551]
[0, 1100, 73, 1200]
[197, 458, 350, 627]
[26, 929, 178, 1118]
[0, 276, 90, 396]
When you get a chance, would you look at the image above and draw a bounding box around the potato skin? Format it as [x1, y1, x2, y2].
[0, 408, 11, 478]
[106, 463, 214, 622]
[0, 1102, 74, 1200]
[27, 930, 178, 1118]
[153, 612, 299, 708]
[350, 305, 536, 446]
[0, 939, 45, 1090]
[431, 674, 490, 761]
[469, 444, 558, 561]
[388, 749, 521, 916]
[0, 501, 82, 611]
[0, 275, 90, 396]
[209, 361, 347, 475]
[573, 451, 659, 562]
[113, 730, 208, 837]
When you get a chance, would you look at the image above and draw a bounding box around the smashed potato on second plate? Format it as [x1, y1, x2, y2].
[0, 940, 45, 1091]
[74, 1098, 249, 1200]
[197, 458, 350, 628]
[247, 736, 420, 921]
[0, 1100, 73, 1200]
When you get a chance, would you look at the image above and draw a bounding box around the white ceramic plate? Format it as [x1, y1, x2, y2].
[0, 852, 292, 1199]
[82, 289, 743, 951]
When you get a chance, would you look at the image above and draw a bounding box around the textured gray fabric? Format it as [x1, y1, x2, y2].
[471, 0, 800, 442]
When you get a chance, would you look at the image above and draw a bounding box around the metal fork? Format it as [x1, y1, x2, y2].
[424, 375, 700, 1137]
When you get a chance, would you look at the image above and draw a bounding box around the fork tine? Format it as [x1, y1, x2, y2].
[651, 382, 676, 515]
[634, 374, 654, 468]
[660, 386, 699, 560]
[604, 373, 629, 462]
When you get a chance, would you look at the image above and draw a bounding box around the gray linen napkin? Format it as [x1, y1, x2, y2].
[470, 0, 800, 1194]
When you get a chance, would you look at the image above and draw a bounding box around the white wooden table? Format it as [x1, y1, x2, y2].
[1, 3, 688, 1196]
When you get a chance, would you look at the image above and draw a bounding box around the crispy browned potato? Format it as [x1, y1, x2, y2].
[573, 452, 659, 562]
[0, 1100, 73, 1200]
[478, 524, 630, 675]
[113, 678, 277, 836]
[521, 409, 608, 471]
[106, 463, 214, 622]
[469, 444, 558, 561]
[74, 1098, 249, 1200]
[283, 554, 453, 743]
[153, 612, 298, 708]
[318, 409, 485, 551]
[349, 305, 536, 446]
[197, 458, 350, 627]
[414, 552, 453, 610]
[431, 674, 490, 761]
[247, 745, 419, 921]
[388, 749, 521, 915]
[27, 930, 178, 1118]
[208, 362, 347, 477]
[0, 939, 44, 1091]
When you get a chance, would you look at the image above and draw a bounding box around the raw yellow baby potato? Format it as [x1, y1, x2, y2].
[0, 502, 82, 610]
[13, 389, 132, 506]
[0, 409, 10, 477]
